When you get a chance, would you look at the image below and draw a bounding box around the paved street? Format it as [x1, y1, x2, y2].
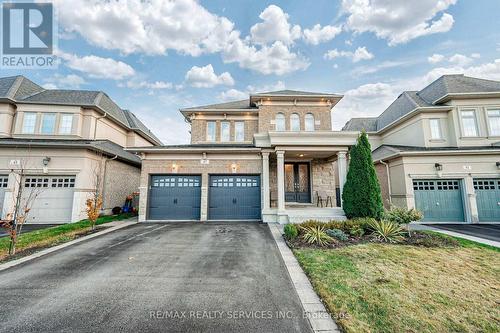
[429, 223, 500, 242]
[0, 222, 312, 333]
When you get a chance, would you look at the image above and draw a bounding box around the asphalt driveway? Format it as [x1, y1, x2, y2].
[429, 223, 500, 242]
[0, 222, 312, 333]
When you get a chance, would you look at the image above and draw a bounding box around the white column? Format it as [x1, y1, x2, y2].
[261, 152, 270, 213]
[276, 150, 285, 213]
[337, 151, 347, 207]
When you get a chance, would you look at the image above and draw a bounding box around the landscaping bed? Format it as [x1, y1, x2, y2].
[0, 213, 134, 263]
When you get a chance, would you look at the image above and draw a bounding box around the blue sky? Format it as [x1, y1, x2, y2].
[2, 0, 500, 144]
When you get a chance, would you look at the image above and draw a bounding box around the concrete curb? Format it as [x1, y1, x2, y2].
[0, 219, 138, 272]
[268, 223, 340, 333]
[409, 224, 500, 248]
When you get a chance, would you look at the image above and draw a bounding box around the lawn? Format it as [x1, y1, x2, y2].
[0, 213, 134, 261]
[294, 238, 500, 333]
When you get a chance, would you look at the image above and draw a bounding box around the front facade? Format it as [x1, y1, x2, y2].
[344, 74, 500, 223]
[0, 76, 161, 223]
[132, 91, 358, 223]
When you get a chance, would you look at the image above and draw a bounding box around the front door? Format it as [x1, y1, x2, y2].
[285, 163, 310, 203]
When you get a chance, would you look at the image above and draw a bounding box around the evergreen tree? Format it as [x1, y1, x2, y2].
[342, 131, 384, 219]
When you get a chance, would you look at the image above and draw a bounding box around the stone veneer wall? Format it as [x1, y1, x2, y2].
[257, 105, 332, 133]
[102, 159, 141, 212]
[190, 119, 258, 144]
[139, 156, 261, 221]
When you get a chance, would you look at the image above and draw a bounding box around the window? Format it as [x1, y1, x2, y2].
[40, 113, 56, 134]
[22, 113, 37, 134]
[235, 121, 245, 142]
[305, 113, 315, 131]
[221, 121, 230, 141]
[206, 121, 216, 141]
[461, 110, 478, 137]
[290, 113, 300, 131]
[275, 113, 285, 131]
[59, 114, 73, 135]
[429, 118, 442, 139]
[487, 109, 500, 136]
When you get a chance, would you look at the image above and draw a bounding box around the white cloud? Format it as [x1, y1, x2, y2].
[250, 5, 301, 45]
[43, 74, 86, 89]
[185, 64, 234, 88]
[428, 53, 445, 64]
[123, 80, 173, 90]
[218, 89, 248, 101]
[324, 46, 373, 62]
[471, 53, 481, 59]
[342, 0, 456, 45]
[303, 24, 342, 45]
[218, 81, 286, 101]
[449, 53, 473, 67]
[57, 52, 135, 80]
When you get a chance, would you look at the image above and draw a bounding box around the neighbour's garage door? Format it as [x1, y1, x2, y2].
[413, 179, 465, 222]
[0, 176, 8, 218]
[148, 175, 201, 220]
[23, 176, 76, 224]
[209, 175, 261, 220]
[474, 179, 500, 222]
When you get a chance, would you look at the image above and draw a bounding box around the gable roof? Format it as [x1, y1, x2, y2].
[181, 99, 256, 111]
[342, 117, 378, 132]
[0, 75, 161, 145]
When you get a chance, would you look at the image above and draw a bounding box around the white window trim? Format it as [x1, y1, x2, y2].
[220, 121, 230, 142]
[206, 121, 216, 141]
[22, 112, 37, 134]
[39, 113, 57, 135]
[305, 113, 315, 132]
[59, 114, 74, 135]
[235, 121, 245, 142]
[459, 109, 479, 137]
[429, 118, 442, 140]
[486, 108, 500, 137]
[275, 113, 285, 131]
[290, 113, 300, 131]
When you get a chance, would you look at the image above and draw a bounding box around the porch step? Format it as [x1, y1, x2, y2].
[286, 208, 347, 224]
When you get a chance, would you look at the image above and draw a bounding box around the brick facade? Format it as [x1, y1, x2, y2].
[103, 159, 141, 212]
[191, 119, 258, 144]
[258, 105, 332, 132]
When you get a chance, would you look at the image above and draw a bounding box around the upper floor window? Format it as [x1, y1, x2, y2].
[235, 121, 245, 142]
[305, 113, 315, 132]
[206, 121, 216, 141]
[487, 109, 500, 136]
[22, 112, 37, 134]
[59, 114, 73, 135]
[40, 113, 56, 134]
[290, 113, 300, 131]
[460, 110, 478, 137]
[429, 118, 442, 140]
[221, 121, 230, 141]
[275, 113, 285, 131]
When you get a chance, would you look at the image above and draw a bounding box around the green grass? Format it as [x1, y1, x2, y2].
[0, 213, 134, 259]
[294, 242, 500, 333]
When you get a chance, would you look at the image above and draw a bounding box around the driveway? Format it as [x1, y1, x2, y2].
[0, 222, 312, 333]
[428, 223, 500, 242]
[0, 224, 59, 238]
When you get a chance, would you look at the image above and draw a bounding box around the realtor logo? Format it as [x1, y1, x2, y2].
[1, 1, 57, 68]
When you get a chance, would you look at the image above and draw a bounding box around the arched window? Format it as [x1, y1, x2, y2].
[290, 113, 300, 131]
[305, 113, 315, 131]
[275, 113, 285, 131]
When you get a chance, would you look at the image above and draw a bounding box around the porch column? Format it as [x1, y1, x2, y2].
[276, 150, 285, 213]
[261, 152, 270, 212]
[337, 151, 347, 207]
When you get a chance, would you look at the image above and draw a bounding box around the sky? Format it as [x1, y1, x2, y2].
[2, 0, 500, 144]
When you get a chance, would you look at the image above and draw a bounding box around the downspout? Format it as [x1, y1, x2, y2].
[93, 112, 107, 139]
[379, 159, 392, 206]
[101, 155, 118, 212]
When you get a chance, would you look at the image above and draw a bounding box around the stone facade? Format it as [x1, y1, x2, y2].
[102, 159, 141, 213]
[191, 119, 258, 144]
[258, 104, 332, 132]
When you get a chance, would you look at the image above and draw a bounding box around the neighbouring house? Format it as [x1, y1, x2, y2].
[129, 90, 359, 223]
[343, 74, 500, 223]
[0, 75, 161, 224]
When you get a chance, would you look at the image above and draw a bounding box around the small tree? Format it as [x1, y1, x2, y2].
[342, 131, 384, 220]
[87, 152, 105, 230]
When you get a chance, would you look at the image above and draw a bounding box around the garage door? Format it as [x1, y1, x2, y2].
[474, 179, 500, 222]
[413, 179, 465, 222]
[209, 175, 261, 220]
[23, 176, 75, 224]
[148, 175, 201, 220]
[0, 176, 8, 218]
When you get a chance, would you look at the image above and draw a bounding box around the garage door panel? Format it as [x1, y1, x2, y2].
[413, 180, 464, 222]
[474, 179, 500, 222]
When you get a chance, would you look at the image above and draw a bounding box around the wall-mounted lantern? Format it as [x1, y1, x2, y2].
[496, 162, 500, 169]
[171, 163, 179, 173]
[434, 163, 443, 171]
[42, 156, 51, 166]
[231, 163, 238, 173]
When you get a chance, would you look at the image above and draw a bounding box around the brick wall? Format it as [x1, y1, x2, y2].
[257, 105, 332, 132]
[102, 160, 141, 212]
[191, 119, 258, 144]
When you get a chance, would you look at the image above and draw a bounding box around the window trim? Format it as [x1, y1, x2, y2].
[275, 113, 285, 131]
[39, 113, 57, 135]
[486, 108, 500, 137]
[460, 109, 479, 137]
[58, 114, 74, 135]
[429, 118, 442, 140]
[206, 121, 216, 141]
[305, 113, 315, 132]
[22, 112, 37, 134]
[235, 121, 245, 142]
[220, 121, 230, 142]
[290, 113, 300, 131]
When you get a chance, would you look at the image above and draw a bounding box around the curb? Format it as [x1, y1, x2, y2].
[409, 224, 500, 248]
[268, 223, 340, 333]
[0, 219, 138, 272]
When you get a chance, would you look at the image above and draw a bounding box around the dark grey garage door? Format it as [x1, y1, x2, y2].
[474, 179, 500, 222]
[413, 179, 465, 222]
[209, 175, 261, 220]
[148, 175, 201, 220]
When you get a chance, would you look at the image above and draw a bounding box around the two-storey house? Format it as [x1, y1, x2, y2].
[0, 75, 161, 223]
[131, 90, 358, 223]
[343, 74, 500, 223]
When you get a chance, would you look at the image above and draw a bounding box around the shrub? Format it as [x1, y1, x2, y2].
[384, 206, 423, 225]
[283, 224, 299, 240]
[367, 219, 405, 243]
[300, 225, 333, 246]
[326, 229, 348, 241]
[342, 131, 384, 220]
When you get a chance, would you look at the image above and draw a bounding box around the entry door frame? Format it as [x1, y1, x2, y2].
[284, 161, 311, 203]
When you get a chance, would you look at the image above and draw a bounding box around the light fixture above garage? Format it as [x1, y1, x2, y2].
[298, 154, 304, 157]
[496, 162, 500, 169]
[171, 163, 179, 173]
[42, 156, 51, 166]
[434, 163, 443, 171]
